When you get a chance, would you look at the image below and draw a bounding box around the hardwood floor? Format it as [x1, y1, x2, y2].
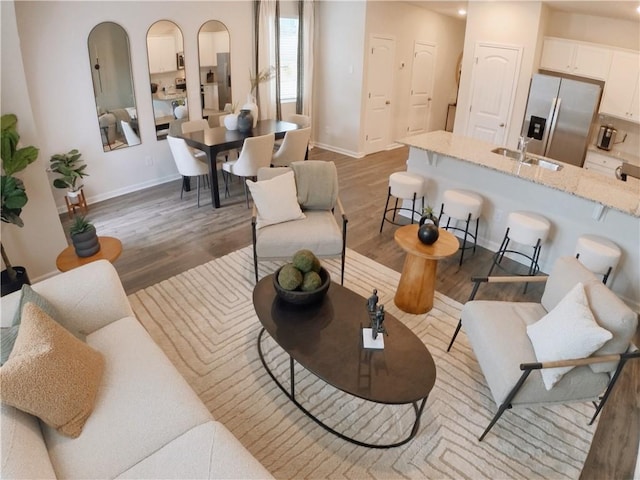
[60, 146, 638, 478]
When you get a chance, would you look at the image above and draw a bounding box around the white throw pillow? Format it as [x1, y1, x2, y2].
[526, 282, 612, 390]
[246, 170, 305, 229]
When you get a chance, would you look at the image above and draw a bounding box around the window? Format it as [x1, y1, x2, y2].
[279, 17, 299, 102]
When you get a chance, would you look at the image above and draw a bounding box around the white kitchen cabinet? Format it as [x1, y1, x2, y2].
[198, 31, 230, 67]
[599, 50, 640, 123]
[147, 36, 177, 74]
[583, 150, 623, 178]
[540, 37, 611, 80]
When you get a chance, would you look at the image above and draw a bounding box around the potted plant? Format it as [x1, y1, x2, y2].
[69, 215, 100, 257]
[49, 149, 89, 204]
[0, 113, 39, 295]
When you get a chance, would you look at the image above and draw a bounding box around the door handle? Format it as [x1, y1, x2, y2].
[499, 123, 505, 127]
[385, 100, 391, 105]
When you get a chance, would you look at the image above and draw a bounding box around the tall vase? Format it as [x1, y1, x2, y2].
[242, 94, 259, 128]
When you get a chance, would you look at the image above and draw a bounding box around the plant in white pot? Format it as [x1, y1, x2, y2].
[0, 113, 39, 295]
[69, 215, 100, 257]
[49, 149, 89, 204]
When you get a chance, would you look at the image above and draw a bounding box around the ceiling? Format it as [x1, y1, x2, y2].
[409, 1, 640, 22]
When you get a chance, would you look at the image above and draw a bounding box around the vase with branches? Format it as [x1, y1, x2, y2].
[244, 67, 276, 128]
[1, 114, 39, 294]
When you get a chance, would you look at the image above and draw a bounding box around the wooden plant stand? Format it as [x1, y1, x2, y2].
[65, 189, 88, 218]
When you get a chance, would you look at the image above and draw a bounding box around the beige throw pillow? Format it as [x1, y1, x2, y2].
[246, 170, 306, 229]
[0, 303, 105, 438]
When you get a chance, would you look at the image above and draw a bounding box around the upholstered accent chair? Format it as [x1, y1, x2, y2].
[448, 256, 639, 441]
[250, 161, 347, 284]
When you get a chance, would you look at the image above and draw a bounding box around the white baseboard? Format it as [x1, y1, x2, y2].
[56, 173, 181, 215]
[313, 142, 364, 159]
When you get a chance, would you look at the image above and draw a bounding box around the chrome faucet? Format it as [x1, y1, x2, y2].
[517, 136, 531, 162]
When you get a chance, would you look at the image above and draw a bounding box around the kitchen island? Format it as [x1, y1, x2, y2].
[398, 130, 640, 310]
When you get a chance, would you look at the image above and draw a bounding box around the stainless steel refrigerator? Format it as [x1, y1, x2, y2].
[521, 74, 601, 167]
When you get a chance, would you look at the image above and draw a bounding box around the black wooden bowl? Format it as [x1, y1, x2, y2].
[273, 267, 331, 305]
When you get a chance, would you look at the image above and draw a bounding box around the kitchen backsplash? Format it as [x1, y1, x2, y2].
[591, 114, 640, 161]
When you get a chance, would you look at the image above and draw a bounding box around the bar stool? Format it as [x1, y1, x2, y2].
[574, 234, 621, 285]
[379, 172, 427, 233]
[488, 211, 551, 282]
[438, 189, 484, 265]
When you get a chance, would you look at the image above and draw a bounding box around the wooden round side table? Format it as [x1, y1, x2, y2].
[56, 236, 123, 272]
[394, 224, 459, 314]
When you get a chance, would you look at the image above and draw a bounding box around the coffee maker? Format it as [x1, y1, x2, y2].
[596, 125, 617, 151]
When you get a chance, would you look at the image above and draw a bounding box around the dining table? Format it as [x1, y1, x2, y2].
[177, 119, 300, 208]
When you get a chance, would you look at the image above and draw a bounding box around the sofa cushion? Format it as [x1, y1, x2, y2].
[541, 256, 599, 311]
[117, 421, 273, 479]
[44, 316, 213, 479]
[246, 170, 305, 229]
[0, 303, 104, 438]
[255, 210, 343, 258]
[462, 300, 609, 407]
[0, 404, 57, 479]
[527, 283, 612, 390]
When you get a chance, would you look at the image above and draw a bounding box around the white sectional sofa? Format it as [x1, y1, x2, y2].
[1, 260, 272, 479]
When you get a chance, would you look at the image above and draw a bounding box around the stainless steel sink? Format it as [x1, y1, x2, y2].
[491, 147, 563, 171]
[491, 147, 521, 159]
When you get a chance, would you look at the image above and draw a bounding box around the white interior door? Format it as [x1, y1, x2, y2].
[466, 43, 521, 145]
[407, 42, 436, 135]
[364, 35, 395, 154]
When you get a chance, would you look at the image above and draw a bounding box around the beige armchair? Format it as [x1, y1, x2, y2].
[448, 256, 638, 441]
[250, 161, 347, 284]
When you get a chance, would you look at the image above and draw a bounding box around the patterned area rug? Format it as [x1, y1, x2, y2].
[129, 246, 595, 479]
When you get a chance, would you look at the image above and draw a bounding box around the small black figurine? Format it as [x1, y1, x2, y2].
[372, 304, 386, 340]
[367, 288, 378, 313]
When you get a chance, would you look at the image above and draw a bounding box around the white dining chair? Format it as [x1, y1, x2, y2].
[222, 133, 275, 208]
[167, 135, 210, 208]
[286, 114, 311, 127]
[272, 127, 311, 167]
[120, 120, 141, 146]
[181, 119, 209, 159]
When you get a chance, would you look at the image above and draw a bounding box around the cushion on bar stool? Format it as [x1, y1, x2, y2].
[507, 211, 551, 246]
[575, 234, 621, 275]
[442, 189, 483, 220]
[389, 172, 427, 200]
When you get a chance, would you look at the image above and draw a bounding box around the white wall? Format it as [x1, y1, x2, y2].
[546, 10, 640, 50]
[364, 2, 465, 145]
[13, 1, 254, 210]
[454, 1, 545, 149]
[1, 1, 68, 281]
[313, 1, 367, 156]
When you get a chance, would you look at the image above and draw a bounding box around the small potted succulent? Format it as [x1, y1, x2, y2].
[49, 149, 89, 204]
[69, 215, 100, 257]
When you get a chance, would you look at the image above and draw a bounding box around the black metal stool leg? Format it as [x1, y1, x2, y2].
[459, 212, 472, 266]
[380, 188, 392, 233]
[410, 193, 417, 224]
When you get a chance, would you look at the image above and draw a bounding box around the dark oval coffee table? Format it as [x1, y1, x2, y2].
[253, 275, 436, 448]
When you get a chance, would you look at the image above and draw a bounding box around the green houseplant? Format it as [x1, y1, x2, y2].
[1, 113, 39, 295]
[49, 149, 89, 204]
[69, 215, 100, 257]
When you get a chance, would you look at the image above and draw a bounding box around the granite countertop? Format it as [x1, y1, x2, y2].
[398, 131, 640, 218]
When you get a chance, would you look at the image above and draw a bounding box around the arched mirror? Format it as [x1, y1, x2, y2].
[198, 21, 232, 127]
[146, 20, 186, 139]
[88, 22, 139, 151]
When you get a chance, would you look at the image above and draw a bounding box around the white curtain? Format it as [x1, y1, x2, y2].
[300, 0, 314, 122]
[256, 0, 277, 121]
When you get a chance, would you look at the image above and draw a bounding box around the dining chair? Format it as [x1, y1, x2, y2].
[217, 115, 238, 162]
[180, 119, 209, 160]
[221, 133, 275, 208]
[286, 114, 311, 127]
[272, 127, 311, 167]
[167, 135, 210, 207]
[120, 120, 141, 146]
